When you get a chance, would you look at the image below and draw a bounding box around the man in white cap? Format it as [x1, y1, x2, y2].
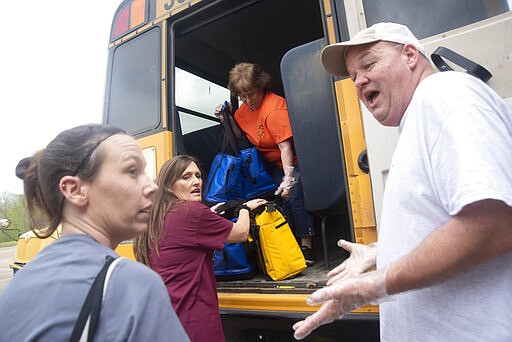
[293, 22, 512, 341]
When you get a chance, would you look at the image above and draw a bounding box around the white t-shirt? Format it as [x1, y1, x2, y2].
[0, 234, 189, 341]
[377, 71, 512, 341]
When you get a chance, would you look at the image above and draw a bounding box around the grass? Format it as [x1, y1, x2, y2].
[0, 241, 17, 247]
[0, 229, 20, 245]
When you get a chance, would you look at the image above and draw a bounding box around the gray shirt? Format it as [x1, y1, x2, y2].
[0, 234, 189, 341]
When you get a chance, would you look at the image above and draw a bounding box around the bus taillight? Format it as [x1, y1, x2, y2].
[111, 0, 146, 41]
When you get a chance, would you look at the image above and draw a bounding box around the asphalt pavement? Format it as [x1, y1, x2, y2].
[0, 246, 16, 293]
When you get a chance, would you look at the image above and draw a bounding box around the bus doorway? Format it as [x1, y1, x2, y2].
[170, 0, 357, 291]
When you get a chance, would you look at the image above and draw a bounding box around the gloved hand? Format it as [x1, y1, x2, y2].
[293, 267, 390, 340]
[326, 239, 377, 285]
[274, 166, 295, 200]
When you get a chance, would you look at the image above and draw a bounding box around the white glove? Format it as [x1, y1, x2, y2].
[293, 267, 389, 340]
[274, 166, 295, 199]
[327, 239, 377, 285]
[274, 176, 294, 199]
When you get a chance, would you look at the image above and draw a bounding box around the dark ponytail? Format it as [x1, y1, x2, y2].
[15, 124, 126, 238]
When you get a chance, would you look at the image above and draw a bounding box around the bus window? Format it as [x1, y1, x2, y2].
[174, 68, 229, 174]
[362, 0, 510, 39]
[175, 68, 228, 134]
[106, 27, 161, 136]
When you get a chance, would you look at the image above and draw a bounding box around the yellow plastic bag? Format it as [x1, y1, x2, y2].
[250, 203, 306, 281]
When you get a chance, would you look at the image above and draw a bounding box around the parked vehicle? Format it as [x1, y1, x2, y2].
[9, 226, 134, 275]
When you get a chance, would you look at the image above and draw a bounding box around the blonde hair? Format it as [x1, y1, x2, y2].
[228, 62, 272, 95]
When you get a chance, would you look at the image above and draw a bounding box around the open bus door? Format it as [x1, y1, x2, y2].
[325, 0, 512, 227]
[166, 2, 379, 339]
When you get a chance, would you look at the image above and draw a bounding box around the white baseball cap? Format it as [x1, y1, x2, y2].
[321, 22, 426, 77]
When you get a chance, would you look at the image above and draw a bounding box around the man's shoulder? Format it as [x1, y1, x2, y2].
[422, 71, 485, 91]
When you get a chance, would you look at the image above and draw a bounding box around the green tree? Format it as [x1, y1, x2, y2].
[0, 192, 31, 242]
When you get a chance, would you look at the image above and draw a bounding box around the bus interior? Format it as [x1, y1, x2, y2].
[170, 0, 351, 291]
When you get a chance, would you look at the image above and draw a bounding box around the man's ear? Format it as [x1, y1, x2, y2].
[59, 176, 88, 207]
[403, 44, 421, 69]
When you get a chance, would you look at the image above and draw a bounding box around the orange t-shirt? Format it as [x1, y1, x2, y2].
[234, 92, 296, 169]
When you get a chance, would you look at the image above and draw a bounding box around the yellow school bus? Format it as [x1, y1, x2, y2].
[13, 0, 511, 339]
[102, 0, 511, 338]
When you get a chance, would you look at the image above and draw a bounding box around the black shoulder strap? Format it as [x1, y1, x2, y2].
[70, 255, 117, 342]
[221, 104, 239, 156]
[220, 101, 254, 155]
[431, 46, 492, 83]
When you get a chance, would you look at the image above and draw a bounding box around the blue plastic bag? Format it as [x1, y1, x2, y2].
[214, 242, 256, 281]
[204, 153, 244, 203]
[204, 101, 276, 204]
[240, 147, 276, 199]
[205, 148, 276, 204]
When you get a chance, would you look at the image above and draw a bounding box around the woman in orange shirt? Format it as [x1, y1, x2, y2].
[216, 63, 315, 264]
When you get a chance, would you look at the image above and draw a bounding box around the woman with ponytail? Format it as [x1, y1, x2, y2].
[0, 124, 188, 341]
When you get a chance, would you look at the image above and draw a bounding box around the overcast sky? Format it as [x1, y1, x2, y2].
[0, 0, 123, 194]
[3, 1, 510, 196]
